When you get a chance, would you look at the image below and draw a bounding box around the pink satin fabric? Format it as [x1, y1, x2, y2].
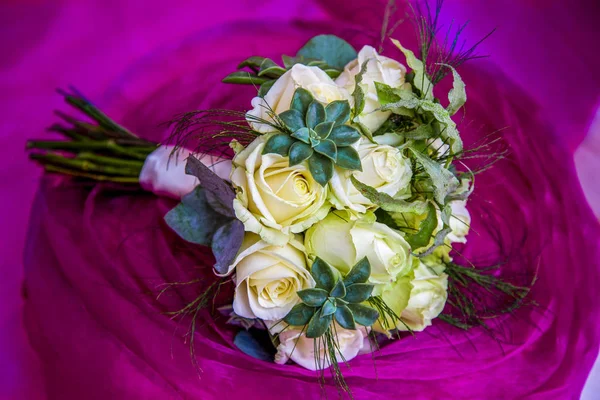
[4, 1, 600, 399]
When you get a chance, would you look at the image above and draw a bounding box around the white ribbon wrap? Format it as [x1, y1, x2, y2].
[139, 145, 232, 199]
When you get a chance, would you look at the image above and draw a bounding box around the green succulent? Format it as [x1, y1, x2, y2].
[262, 88, 363, 186]
[283, 257, 379, 338]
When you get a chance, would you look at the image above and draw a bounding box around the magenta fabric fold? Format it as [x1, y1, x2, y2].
[11, 1, 600, 399]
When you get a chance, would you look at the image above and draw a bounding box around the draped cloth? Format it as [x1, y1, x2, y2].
[18, 1, 600, 399]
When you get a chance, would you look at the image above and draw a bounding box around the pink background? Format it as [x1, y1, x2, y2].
[1, 1, 599, 398]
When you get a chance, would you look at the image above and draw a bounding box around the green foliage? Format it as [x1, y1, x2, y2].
[233, 329, 276, 362]
[283, 257, 379, 338]
[223, 35, 355, 97]
[390, 38, 433, 100]
[263, 88, 362, 185]
[440, 64, 467, 116]
[409, 148, 459, 204]
[405, 203, 438, 249]
[350, 175, 428, 214]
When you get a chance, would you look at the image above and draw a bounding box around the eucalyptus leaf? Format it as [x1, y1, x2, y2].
[284, 303, 315, 326]
[325, 100, 351, 126]
[289, 142, 313, 165]
[390, 38, 433, 100]
[204, 189, 235, 218]
[308, 153, 334, 186]
[211, 219, 244, 275]
[350, 176, 428, 214]
[297, 288, 329, 307]
[306, 313, 333, 338]
[330, 280, 346, 298]
[233, 329, 275, 362]
[439, 64, 466, 116]
[328, 125, 361, 147]
[336, 146, 362, 171]
[311, 258, 336, 291]
[406, 203, 438, 249]
[409, 148, 459, 204]
[314, 139, 337, 161]
[263, 134, 295, 156]
[344, 283, 374, 304]
[279, 109, 306, 132]
[290, 88, 314, 115]
[343, 257, 371, 286]
[306, 101, 325, 129]
[296, 34, 357, 69]
[164, 188, 224, 246]
[222, 71, 270, 85]
[347, 303, 379, 327]
[185, 155, 236, 207]
[335, 305, 356, 330]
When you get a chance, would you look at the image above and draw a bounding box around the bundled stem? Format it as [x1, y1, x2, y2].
[27, 89, 158, 185]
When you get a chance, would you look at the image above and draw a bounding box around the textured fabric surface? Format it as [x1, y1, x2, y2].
[2, 1, 599, 399]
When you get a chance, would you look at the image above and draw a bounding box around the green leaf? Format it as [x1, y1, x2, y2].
[278, 109, 305, 132]
[164, 187, 226, 245]
[237, 56, 266, 70]
[390, 38, 433, 100]
[314, 121, 334, 139]
[335, 298, 349, 306]
[314, 139, 337, 161]
[352, 60, 369, 117]
[311, 257, 337, 291]
[409, 148, 459, 204]
[257, 58, 286, 78]
[290, 88, 314, 115]
[375, 82, 401, 106]
[344, 283, 374, 304]
[350, 175, 428, 213]
[344, 257, 371, 285]
[330, 280, 346, 298]
[335, 305, 356, 330]
[328, 125, 361, 147]
[296, 34, 357, 69]
[440, 64, 466, 116]
[325, 100, 351, 126]
[306, 101, 325, 129]
[308, 153, 334, 186]
[284, 303, 315, 326]
[258, 80, 275, 97]
[291, 127, 311, 144]
[263, 134, 295, 156]
[336, 146, 362, 171]
[403, 123, 434, 140]
[321, 300, 337, 317]
[281, 55, 298, 69]
[222, 71, 270, 85]
[417, 226, 452, 258]
[405, 203, 438, 249]
[347, 303, 379, 327]
[353, 119, 375, 143]
[211, 219, 244, 275]
[306, 312, 333, 338]
[325, 69, 342, 78]
[289, 142, 313, 165]
[297, 288, 329, 307]
[233, 329, 275, 362]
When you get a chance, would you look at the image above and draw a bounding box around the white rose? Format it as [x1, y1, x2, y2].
[231, 134, 331, 245]
[399, 262, 448, 331]
[447, 200, 470, 244]
[231, 234, 315, 321]
[247, 64, 350, 133]
[329, 139, 412, 214]
[274, 323, 368, 371]
[304, 212, 414, 291]
[336, 45, 407, 132]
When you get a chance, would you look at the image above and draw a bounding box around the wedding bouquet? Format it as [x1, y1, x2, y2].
[27, 7, 532, 397]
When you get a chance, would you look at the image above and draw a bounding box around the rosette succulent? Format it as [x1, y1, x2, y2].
[284, 257, 379, 338]
[263, 88, 362, 186]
